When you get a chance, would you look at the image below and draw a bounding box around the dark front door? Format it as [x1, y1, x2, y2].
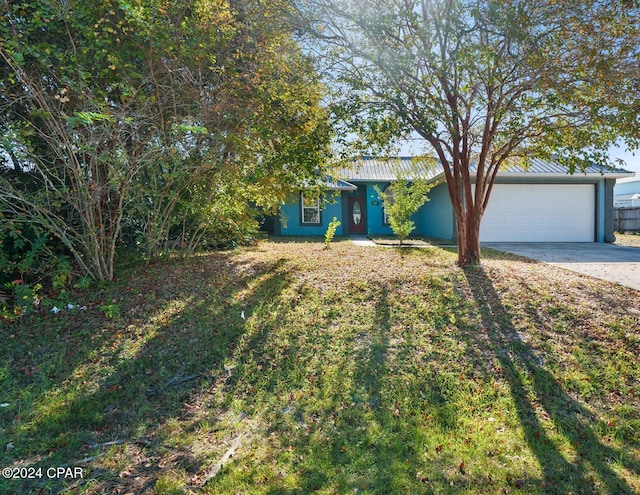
[349, 197, 366, 234]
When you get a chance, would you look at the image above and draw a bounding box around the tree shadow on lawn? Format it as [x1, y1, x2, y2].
[461, 264, 640, 494]
[0, 252, 294, 494]
[254, 282, 428, 495]
[479, 247, 638, 335]
[209, 274, 468, 495]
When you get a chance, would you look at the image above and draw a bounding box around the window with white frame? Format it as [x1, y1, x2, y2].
[301, 193, 321, 224]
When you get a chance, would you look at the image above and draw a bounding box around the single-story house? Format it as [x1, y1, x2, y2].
[614, 179, 640, 207]
[275, 157, 635, 243]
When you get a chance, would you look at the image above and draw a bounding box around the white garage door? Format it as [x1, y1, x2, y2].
[480, 184, 595, 242]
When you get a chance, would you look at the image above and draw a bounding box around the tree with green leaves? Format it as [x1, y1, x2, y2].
[293, 0, 640, 265]
[375, 179, 432, 246]
[1, 0, 330, 280]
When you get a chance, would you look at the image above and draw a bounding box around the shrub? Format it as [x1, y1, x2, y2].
[0, 214, 76, 319]
[2, 280, 42, 317]
[375, 179, 432, 245]
[324, 217, 341, 249]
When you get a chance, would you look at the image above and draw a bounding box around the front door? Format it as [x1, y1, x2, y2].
[349, 197, 366, 234]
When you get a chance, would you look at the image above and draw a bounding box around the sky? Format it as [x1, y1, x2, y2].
[609, 143, 640, 182]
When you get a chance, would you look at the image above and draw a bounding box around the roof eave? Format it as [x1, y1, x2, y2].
[328, 185, 358, 191]
[482, 172, 636, 179]
[326, 179, 358, 191]
[341, 172, 446, 184]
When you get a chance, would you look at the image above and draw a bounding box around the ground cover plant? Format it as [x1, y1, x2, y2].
[1, 239, 639, 494]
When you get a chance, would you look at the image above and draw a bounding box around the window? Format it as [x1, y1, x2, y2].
[382, 185, 393, 225]
[301, 193, 321, 224]
[352, 199, 362, 225]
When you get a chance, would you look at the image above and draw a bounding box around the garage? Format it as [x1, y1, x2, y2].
[480, 184, 595, 242]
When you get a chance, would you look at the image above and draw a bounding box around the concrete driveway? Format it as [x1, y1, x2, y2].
[484, 242, 640, 292]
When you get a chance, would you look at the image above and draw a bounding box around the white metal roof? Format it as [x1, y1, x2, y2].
[332, 157, 441, 182]
[301, 175, 357, 191]
[487, 157, 635, 178]
[332, 156, 634, 182]
[324, 176, 358, 191]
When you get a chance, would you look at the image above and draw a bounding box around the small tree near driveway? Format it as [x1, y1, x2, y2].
[375, 180, 432, 246]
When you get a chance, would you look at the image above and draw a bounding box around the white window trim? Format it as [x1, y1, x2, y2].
[301, 193, 321, 225]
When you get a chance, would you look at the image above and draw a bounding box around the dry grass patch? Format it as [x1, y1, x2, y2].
[615, 233, 640, 248]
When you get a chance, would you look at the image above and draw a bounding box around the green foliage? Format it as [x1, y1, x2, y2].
[99, 304, 120, 319]
[0, 218, 49, 285]
[0, 207, 84, 320]
[1, 0, 331, 279]
[0, 215, 73, 318]
[73, 277, 92, 290]
[375, 179, 432, 245]
[2, 280, 42, 318]
[51, 257, 73, 292]
[296, 0, 639, 265]
[324, 216, 341, 248]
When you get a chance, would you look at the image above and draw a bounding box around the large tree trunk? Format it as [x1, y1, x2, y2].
[455, 210, 481, 266]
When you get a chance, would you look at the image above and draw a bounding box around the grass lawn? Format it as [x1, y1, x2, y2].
[1, 239, 639, 494]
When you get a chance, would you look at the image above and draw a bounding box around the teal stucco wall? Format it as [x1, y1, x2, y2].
[279, 192, 344, 236]
[362, 182, 453, 239]
[414, 183, 454, 241]
[364, 183, 394, 236]
[279, 182, 455, 239]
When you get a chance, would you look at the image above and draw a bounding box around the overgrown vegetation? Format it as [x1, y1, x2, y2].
[0, 0, 331, 299]
[1, 240, 638, 494]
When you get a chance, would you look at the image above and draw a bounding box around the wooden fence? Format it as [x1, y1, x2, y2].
[614, 207, 640, 232]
